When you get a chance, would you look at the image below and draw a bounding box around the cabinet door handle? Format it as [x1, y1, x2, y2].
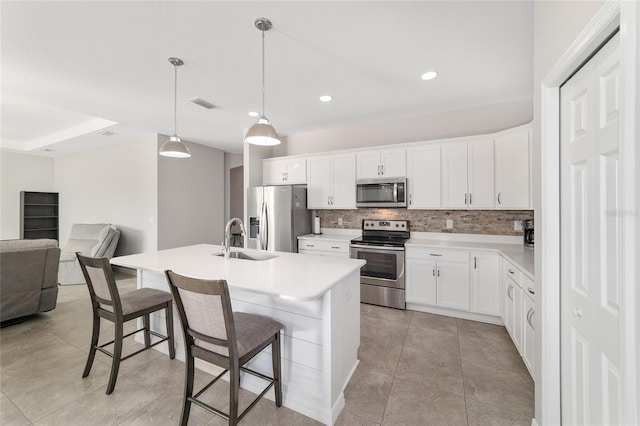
[381, 164, 384, 175]
[429, 253, 443, 257]
[437, 268, 440, 277]
[331, 196, 335, 205]
[409, 193, 412, 206]
[507, 285, 514, 301]
[527, 287, 535, 295]
[469, 193, 472, 205]
[464, 193, 468, 205]
[527, 308, 535, 330]
[377, 165, 381, 175]
[432, 269, 436, 276]
[328, 196, 331, 206]
[497, 192, 502, 205]
[474, 256, 477, 269]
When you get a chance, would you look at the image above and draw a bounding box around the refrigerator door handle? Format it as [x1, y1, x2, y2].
[260, 202, 267, 250]
[262, 203, 269, 250]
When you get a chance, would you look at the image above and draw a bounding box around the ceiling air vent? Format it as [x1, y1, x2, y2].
[189, 97, 216, 110]
[97, 130, 116, 136]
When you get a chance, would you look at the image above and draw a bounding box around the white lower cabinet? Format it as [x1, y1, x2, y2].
[503, 264, 523, 352]
[406, 247, 469, 311]
[522, 291, 535, 377]
[470, 252, 500, 316]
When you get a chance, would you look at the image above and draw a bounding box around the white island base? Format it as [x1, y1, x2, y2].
[112, 245, 363, 425]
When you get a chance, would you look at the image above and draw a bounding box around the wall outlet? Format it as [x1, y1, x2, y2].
[338, 217, 343, 226]
[514, 220, 523, 231]
[446, 219, 453, 229]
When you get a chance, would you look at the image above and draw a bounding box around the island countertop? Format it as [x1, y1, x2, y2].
[111, 244, 366, 302]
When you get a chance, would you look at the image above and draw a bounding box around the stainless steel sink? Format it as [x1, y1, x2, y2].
[214, 251, 277, 261]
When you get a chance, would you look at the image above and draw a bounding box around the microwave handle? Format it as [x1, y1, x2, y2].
[393, 182, 398, 203]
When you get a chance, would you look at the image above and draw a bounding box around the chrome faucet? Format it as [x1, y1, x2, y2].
[222, 218, 246, 259]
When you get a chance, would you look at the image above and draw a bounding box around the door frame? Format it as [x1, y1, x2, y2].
[540, 1, 638, 425]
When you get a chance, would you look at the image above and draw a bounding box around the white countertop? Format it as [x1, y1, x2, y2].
[406, 238, 534, 278]
[111, 244, 366, 302]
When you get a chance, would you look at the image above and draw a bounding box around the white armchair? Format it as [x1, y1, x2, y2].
[58, 224, 121, 285]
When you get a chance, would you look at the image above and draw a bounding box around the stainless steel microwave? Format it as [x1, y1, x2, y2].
[356, 178, 407, 208]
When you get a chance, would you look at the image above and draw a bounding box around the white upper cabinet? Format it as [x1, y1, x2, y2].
[407, 144, 441, 209]
[467, 140, 495, 209]
[495, 129, 531, 209]
[441, 142, 469, 208]
[307, 154, 356, 209]
[263, 157, 307, 185]
[356, 148, 406, 179]
[442, 139, 494, 209]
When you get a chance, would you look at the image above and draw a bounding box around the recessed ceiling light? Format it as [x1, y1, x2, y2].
[248, 111, 260, 117]
[421, 71, 438, 81]
[319, 95, 333, 102]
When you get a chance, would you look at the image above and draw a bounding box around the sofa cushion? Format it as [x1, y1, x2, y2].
[0, 239, 58, 252]
[93, 227, 119, 257]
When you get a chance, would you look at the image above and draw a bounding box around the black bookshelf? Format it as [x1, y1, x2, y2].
[20, 191, 59, 241]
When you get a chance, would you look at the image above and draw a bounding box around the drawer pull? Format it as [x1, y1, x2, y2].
[306, 244, 315, 247]
[429, 253, 443, 257]
[331, 246, 341, 249]
[508, 269, 516, 275]
[528, 287, 535, 295]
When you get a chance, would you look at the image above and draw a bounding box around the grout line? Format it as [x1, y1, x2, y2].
[456, 319, 471, 426]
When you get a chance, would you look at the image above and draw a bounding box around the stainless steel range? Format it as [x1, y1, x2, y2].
[350, 219, 410, 310]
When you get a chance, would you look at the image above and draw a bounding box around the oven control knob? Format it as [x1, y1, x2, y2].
[395, 224, 399, 227]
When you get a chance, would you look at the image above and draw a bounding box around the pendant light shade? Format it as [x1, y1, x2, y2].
[245, 18, 281, 146]
[159, 57, 191, 158]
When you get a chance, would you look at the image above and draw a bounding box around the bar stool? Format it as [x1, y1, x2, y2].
[165, 270, 283, 426]
[77, 253, 175, 394]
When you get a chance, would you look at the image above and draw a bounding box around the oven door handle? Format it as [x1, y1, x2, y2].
[350, 244, 405, 252]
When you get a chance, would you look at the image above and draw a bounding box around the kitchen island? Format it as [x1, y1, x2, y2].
[111, 244, 365, 425]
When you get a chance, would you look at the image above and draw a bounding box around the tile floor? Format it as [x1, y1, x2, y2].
[1, 274, 533, 425]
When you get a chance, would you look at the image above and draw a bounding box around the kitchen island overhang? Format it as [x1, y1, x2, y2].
[111, 244, 365, 425]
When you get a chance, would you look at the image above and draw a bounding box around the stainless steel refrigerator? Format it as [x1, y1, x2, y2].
[247, 185, 311, 253]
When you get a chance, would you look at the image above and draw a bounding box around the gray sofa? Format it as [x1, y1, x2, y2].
[0, 239, 60, 322]
[58, 224, 120, 285]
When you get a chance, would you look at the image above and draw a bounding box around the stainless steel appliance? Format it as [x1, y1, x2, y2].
[247, 185, 311, 253]
[356, 178, 407, 208]
[350, 219, 410, 309]
[524, 219, 534, 247]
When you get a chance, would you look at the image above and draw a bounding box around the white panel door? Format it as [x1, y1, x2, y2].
[467, 139, 495, 209]
[495, 130, 531, 209]
[560, 33, 621, 426]
[307, 156, 332, 209]
[380, 149, 406, 177]
[285, 159, 307, 184]
[331, 154, 356, 209]
[436, 261, 470, 311]
[407, 145, 441, 209]
[405, 258, 437, 305]
[441, 142, 468, 208]
[470, 252, 500, 316]
[356, 151, 381, 179]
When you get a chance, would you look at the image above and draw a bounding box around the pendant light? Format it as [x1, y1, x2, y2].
[159, 57, 191, 158]
[244, 18, 281, 146]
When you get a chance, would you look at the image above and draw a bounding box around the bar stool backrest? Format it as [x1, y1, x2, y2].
[77, 252, 122, 314]
[165, 271, 239, 361]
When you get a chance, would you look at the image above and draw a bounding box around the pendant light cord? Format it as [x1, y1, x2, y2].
[174, 64, 178, 135]
[261, 29, 265, 116]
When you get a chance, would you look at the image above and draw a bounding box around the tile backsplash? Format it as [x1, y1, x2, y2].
[317, 209, 534, 236]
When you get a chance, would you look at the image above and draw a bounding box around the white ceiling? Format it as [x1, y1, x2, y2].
[1, 1, 533, 156]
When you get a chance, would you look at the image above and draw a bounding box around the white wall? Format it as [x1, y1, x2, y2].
[273, 97, 532, 157]
[0, 152, 55, 240]
[54, 135, 158, 255]
[224, 152, 243, 224]
[532, 1, 607, 423]
[157, 135, 225, 250]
